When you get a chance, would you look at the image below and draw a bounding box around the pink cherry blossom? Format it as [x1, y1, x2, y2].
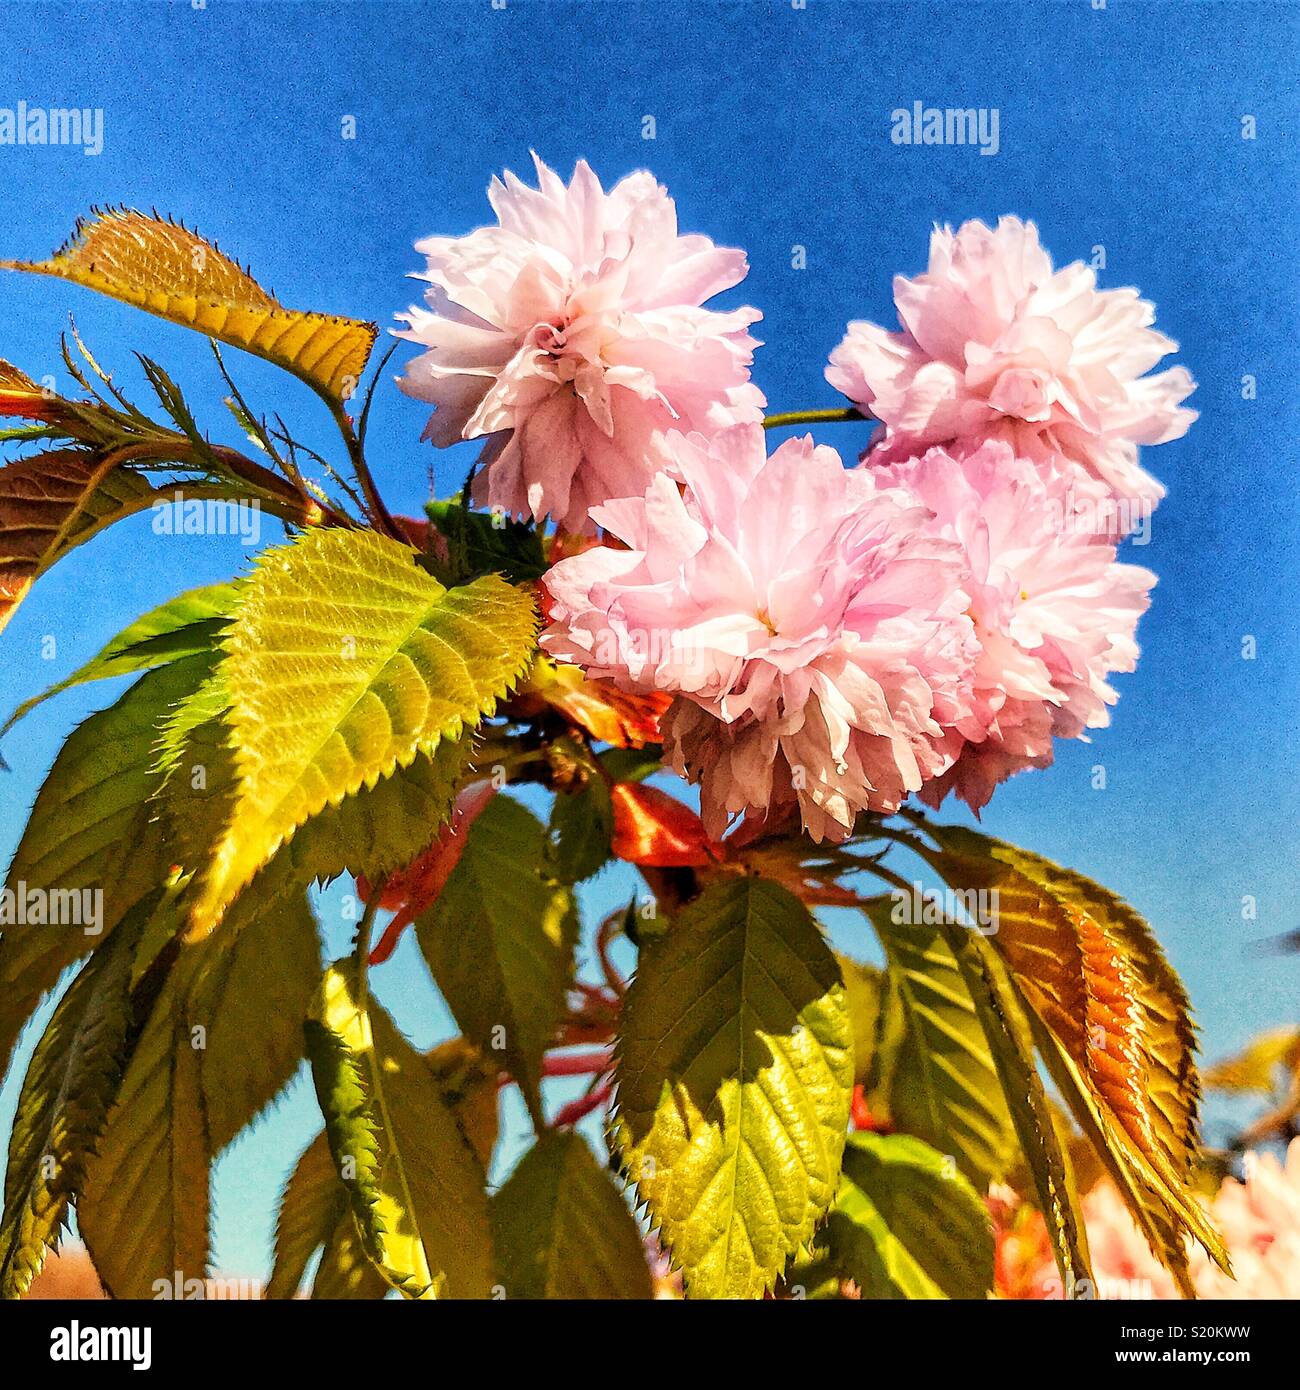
[540, 424, 976, 841]
[875, 441, 1154, 812]
[826, 216, 1196, 527]
[1017, 1140, 1300, 1300]
[397, 155, 763, 532]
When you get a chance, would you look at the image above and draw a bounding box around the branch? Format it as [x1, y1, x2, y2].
[762, 406, 870, 430]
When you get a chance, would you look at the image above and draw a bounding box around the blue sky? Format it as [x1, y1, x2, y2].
[0, 0, 1296, 1279]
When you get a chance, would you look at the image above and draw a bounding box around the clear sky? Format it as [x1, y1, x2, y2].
[0, 0, 1296, 1279]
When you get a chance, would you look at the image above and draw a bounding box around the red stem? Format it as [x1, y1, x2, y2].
[551, 1078, 615, 1129]
[541, 1049, 612, 1078]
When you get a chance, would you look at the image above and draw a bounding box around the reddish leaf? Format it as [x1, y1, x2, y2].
[359, 781, 497, 963]
[609, 782, 715, 868]
[511, 656, 670, 749]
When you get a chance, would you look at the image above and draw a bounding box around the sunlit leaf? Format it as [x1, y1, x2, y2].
[0, 655, 211, 1085]
[612, 876, 854, 1299]
[187, 527, 536, 934]
[1204, 1028, 1300, 1095]
[514, 654, 670, 749]
[912, 821, 1227, 1277]
[866, 903, 1015, 1185]
[305, 961, 493, 1299]
[2, 209, 377, 403]
[934, 919, 1093, 1293]
[836, 953, 885, 1088]
[824, 1132, 994, 1300]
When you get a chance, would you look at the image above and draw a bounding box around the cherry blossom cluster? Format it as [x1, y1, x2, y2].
[400, 157, 1195, 839]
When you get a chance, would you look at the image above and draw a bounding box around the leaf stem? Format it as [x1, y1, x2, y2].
[325, 394, 403, 541]
[762, 406, 870, 431]
[353, 885, 384, 1016]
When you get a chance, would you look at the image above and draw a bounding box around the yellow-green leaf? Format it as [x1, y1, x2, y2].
[491, 1131, 652, 1300]
[2, 208, 377, 403]
[836, 953, 885, 1088]
[612, 876, 854, 1299]
[0, 655, 212, 1085]
[937, 920, 1093, 1293]
[416, 796, 578, 1126]
[188, 528, 536, 934]
[824, 1132, 994, 1300]
[305, 961, 493, 1299]
[3, 582, 237, 734]
[1205, 1029, 1300, 1094]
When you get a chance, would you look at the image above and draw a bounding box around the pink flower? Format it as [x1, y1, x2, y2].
[540, 424, 976, 841]
[876, 441, 1154, 812]
[1017, 1140, 1300, 1300]
[397, 155, 764, 532]
[826, 216, 1196, 526]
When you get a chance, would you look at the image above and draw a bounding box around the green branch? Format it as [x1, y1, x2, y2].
[762, 406, 870, 431]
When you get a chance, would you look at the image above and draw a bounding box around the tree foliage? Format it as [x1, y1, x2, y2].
[0, 203, 1227, 1303]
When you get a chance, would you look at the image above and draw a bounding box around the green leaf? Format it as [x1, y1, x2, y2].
[936, 921, 1093, 1293]
[0, 900, 146, 1298]
[823, 1132, 994, 1300]
[154, 663, 475, 904]
[77, 982, 212, 1298]
[305, 961, 494, 1299]
[491, 1131, 651, 1300]
[546, 779, 614, 886]
[612, 876, 854, 1299]
[267, 1131, 344, 1300]
[416, 796, 579, 1126]
[425, 1037, 500, 1170]
[424, 498, 547, 585]
[186, 869, 321, 1153]
[188, 527, 536, 934]
[837, 953, 886, 1088]
[0, 654, 212, 1085]
[3, 582, 237, 734]
[866, 903, 1015, 1185]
